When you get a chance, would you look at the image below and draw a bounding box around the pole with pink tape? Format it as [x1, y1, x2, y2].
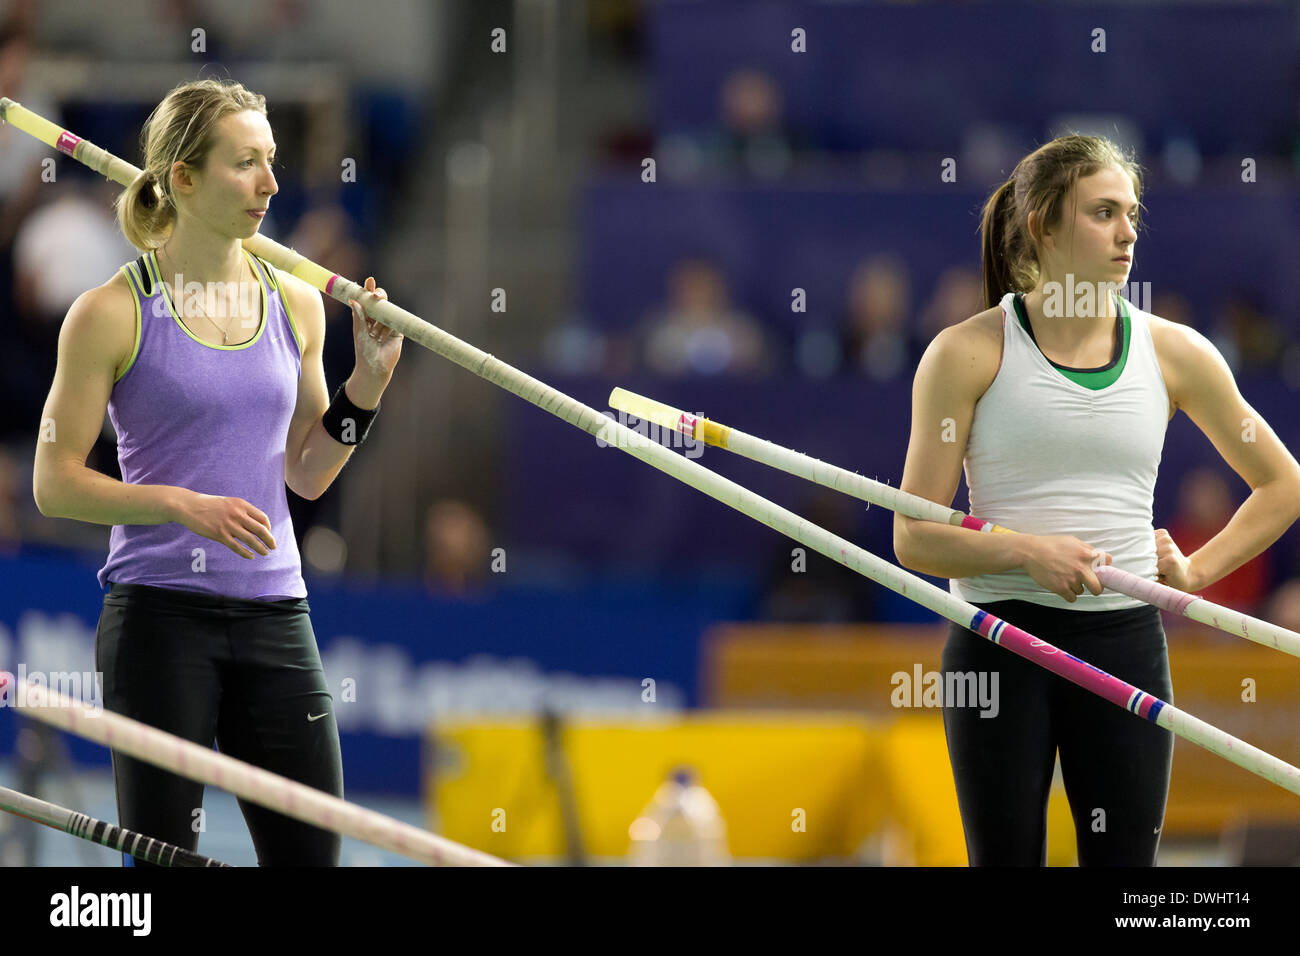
[608, 386, 1300, 659]
[1096, 565, 1300, 656]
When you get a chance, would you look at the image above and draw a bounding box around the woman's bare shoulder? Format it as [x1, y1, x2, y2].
[1143, 310, 1186, 348]
[925, 303, 1004, 388]
[1141, 309, 1197, 417]
[66, 268, 138, 377]
[955, 303, 1005, 345]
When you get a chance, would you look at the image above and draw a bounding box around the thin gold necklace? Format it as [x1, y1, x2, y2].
[158, 246, 249, 345]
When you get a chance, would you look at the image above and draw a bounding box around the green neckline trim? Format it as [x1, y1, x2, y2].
[149, 249, 268, 351]
[1013, 293, 1130, 390]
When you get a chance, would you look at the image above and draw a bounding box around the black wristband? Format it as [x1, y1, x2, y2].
[322, 382, 379, 447]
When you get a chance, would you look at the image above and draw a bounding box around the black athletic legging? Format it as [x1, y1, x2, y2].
[942, 600, 1174, 867]
[95, 582, 344, 867]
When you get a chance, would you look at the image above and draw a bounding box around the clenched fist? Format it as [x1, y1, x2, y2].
[1154, 528, 1196, 591]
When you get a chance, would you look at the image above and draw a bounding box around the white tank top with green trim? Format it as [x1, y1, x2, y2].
[949, 292, 1170, 611]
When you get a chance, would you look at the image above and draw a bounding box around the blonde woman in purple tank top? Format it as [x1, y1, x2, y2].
[31, 79, 404, 866]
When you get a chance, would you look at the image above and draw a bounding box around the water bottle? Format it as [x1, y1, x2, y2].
[627, 766, 730, 866]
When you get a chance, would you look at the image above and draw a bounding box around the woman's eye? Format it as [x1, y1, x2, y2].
[1098, 208, 1138, 224]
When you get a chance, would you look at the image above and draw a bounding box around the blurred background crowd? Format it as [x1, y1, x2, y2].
[2, 0, 1300, 864]
[2, 0, 1298, 624]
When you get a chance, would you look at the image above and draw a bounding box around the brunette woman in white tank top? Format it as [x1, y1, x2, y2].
[894, 134, 1300, 865]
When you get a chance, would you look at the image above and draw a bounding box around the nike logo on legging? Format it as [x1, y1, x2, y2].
[307, 712, 328, 722]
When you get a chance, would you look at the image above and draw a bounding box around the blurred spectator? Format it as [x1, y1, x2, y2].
[287, 203, 366, 375]
[1211, 291, 1284, 374]
[287, 204, 365, 308]
[1263, 578, 1300, 634]
[423, 498, 491, 598]
[1165, 466, 1270, 616]
[960, 121, 1025, 188]
[638, 258, 769, 377]
[0, 18, 56, 248]
[659, 68, 799, 181]
[9, 179, 135, 441]
[1150, 289, 1195, 330]
[842, 254, 913, 381]
[13, 180, 134, 321]
[0, 17, 59, 445]
[915, 264, 982, 342]
[793, 321, 842, 379]
[230, 0, 315, 62]
[542, 319, 608, 376]
[757, 488, 876, 622]
[716, 69, 791, 178]
[159, 0, 226, 60]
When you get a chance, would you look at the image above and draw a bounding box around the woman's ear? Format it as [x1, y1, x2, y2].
[169, 160, 197, 197]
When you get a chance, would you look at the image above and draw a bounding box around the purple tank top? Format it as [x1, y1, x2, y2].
[97, 249, 308, 601]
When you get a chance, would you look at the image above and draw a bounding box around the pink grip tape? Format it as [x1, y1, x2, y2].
[1096, 565, 1197, 614]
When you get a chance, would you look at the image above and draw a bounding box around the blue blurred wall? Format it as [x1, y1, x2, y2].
[0, 549, 754, 795]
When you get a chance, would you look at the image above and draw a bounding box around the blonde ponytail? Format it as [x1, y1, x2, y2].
[116, 168, 174, 251]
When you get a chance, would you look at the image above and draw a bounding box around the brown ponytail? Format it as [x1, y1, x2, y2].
[979, 178, 1019, 309]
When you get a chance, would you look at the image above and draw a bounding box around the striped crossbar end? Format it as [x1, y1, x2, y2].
[67, 813, 233, 867]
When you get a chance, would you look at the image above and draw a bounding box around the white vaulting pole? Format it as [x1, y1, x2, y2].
[0, 672, 508, 866]
[0, 783, 234, 866]
[607, 387, 1300, 660]
[6, 99, 1300, 799]
[0, 96, 694, 471]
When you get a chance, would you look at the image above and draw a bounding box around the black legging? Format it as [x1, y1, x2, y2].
[942, 600, 1174, 866]
[95, 582, 344, 867]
